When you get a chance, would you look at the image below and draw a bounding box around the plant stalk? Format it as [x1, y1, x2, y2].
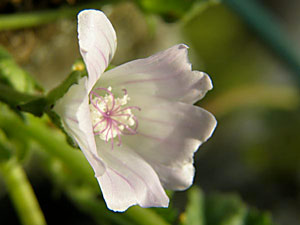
[0, 159, 47, 225]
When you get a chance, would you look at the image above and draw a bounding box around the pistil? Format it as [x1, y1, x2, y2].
[89, 87, 140, 149]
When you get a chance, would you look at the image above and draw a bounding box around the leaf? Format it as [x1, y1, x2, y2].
[0, 46, 45, 117]
[180, 187, 205, 225]
[0, 46, 42, 93]
[152, 201, 178, 224]
[245, 209, 274, 225]
[136, 0, 196, 21]
[182, 187, 277, 225]
[0, 131, 13, 162]
[206, 192, 247, 225]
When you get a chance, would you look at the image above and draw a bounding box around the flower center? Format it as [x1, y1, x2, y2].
[89, 87, 140, 149]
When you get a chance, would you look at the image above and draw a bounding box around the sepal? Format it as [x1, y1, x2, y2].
[46, 64, 87, 108]
[46, 110, 78, 148]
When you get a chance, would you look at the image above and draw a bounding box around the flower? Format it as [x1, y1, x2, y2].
[54, 9, 217, 212]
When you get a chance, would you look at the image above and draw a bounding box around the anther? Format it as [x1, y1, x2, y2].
[89, 87, 140, 149]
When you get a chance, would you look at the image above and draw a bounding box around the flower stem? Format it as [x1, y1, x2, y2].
[0, 159, 46, 225]
[0, 115, 171, 225]
[0, 114, 96, 186]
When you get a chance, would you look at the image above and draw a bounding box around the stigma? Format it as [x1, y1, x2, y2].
[89, 87, 140, 149]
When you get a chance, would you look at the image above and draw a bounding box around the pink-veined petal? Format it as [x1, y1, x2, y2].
[95, 139, 169, 212]
[122, 95, 217, 190]
[78, 9, 117, 91]
[99, 44, 212, 104]
[54, 77, 105, 176]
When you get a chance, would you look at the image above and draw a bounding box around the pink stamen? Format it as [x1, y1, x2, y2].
[90, 91, 107, 117]
[109, 122, 114, 149]
[94, 119, 110, 136]
[89, 87, 140, 150]
[94, 87, 116, 111]
[112, 118, 138, 135]
[111, 104, 121, 114]
[93, 117, 106, 130]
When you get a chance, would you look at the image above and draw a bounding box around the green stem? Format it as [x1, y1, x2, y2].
[27, 116, 96, 184]
[0, 115, 171, 225]
[0, 115, 96, 186]
[0, 83, 39, 107]
[0, 1, 119, 31]
[0, 159, 46, 225]
[0, 82, 46, 117]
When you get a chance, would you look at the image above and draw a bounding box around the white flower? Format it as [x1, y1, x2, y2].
[54, 9, 217, 212]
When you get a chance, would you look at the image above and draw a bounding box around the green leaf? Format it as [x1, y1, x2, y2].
[136, 0, 197, 21]
[181, 187, 205, 225]
[0, 46, 45, 117]
[245, 209, 274, 225]
[206, 192, 247, 225]
[0, 130, 13, 162]
[182, 187, 276, 225]
[0, 142, 12, 162]
[152, 202, 178, 224]
[0, 46, 42, 93]
[181, 0, 220, 25]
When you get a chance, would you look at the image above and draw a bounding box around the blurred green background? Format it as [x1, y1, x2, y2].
[0, 0, 299, 225]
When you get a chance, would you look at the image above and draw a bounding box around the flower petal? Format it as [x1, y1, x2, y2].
[99, 44, 212, 104]
[122, 96, 217, 190]
[95, 139, 169, 212]
[78, 9, 117, 91]
[54, 77, 105, 176]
